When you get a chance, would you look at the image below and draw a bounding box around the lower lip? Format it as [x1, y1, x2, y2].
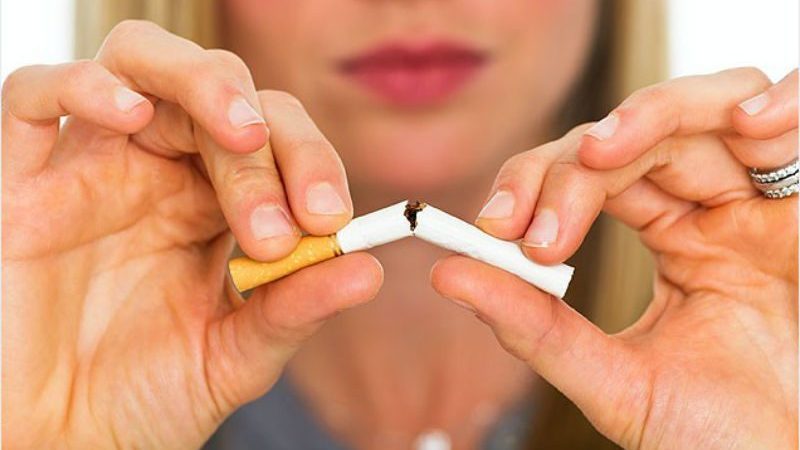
[340, 51, 487, 107]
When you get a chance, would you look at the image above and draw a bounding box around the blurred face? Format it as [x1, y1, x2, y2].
[224, 0, 598, 195]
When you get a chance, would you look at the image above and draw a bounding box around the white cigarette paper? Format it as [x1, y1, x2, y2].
[336, 200, 413, 252]
[413, 204, 574, 298]
[229, 200, 574, 297]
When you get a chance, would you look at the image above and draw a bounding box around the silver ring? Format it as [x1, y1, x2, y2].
[752, 173, 798, 193]
[749, 158, 799, 199]
[764, 183, 800, 199]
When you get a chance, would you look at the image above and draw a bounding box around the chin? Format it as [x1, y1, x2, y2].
[341, 128, 491, 195]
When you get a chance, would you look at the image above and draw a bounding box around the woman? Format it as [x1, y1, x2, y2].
[3, 0, 797, 448]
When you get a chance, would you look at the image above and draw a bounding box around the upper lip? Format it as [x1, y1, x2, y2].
[338, 40, 488, 72]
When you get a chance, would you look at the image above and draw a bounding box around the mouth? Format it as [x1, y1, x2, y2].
[338, 40, 489, 107]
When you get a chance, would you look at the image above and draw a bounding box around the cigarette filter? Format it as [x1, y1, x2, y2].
[229, 201, 412, 291]
[229, 200, 574, 298]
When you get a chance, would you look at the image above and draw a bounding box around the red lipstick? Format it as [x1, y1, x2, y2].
[339, 41, 488, 107]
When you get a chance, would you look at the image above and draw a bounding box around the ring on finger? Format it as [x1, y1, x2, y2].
[749, 158, 799, 198]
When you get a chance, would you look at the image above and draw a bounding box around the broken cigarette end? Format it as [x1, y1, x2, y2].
[228, 235, 341, 292]
[403, 200, 427, 231]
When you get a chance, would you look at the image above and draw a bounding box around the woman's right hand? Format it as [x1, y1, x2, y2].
[2, 20, 382, 449]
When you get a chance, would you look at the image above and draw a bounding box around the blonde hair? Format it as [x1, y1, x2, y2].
[74, 1, 665, 447]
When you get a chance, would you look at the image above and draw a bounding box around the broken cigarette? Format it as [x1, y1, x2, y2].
[229, 201, 412, 291]
[229, 200, 574, 298]
[412, 202, 574, 298]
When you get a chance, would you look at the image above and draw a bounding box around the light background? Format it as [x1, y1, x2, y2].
[1, 1, 798, 88]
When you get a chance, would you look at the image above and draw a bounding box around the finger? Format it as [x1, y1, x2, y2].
[195, 126, 301, 262]
[475, 127, 581, 240]
[205, 252, 383, 409]
[134, 91, 353, 250]
[95, 20, 268, 154]
[579, 67, 772, 170]
[604, 179, 696, 233]
[258, 91, 353, 236]
[723, 129, 798, 170]
[643, 134, 756, 205]
[733, 69, 798, 139]
[430, 255, 641, 437]
[1, 61, 153, 177]
[521, 134, 734, 265]
[518, 158, 607, 263]
[130, 100, 196, 158]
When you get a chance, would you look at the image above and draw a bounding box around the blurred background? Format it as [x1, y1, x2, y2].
[2, 0, 797, 82]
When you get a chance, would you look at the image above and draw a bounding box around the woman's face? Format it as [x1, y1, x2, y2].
[224, 0, 598, 195]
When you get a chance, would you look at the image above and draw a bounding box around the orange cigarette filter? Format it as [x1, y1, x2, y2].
[228, 201, 413, 292]
[228, 235, 342, 292]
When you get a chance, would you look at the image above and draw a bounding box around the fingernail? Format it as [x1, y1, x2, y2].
[228, 97, 265, 128]
[114, 86, 147, 112]
[250, 204, 294, 240]
[739, 92, 769, 116]
[450, 298, 477, 313]
[306, 182, 347, 215]
[585, 113, 619, 141]
[478, 190, 515, 220]
[522, 208, 559, 248]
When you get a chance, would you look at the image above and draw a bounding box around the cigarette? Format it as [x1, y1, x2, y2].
[410, 202, 574, 298]
[229, 200, 574, 298]
[229, 201, 412, 291]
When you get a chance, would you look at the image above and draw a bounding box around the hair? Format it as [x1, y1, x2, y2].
[75, 1, 666, 447]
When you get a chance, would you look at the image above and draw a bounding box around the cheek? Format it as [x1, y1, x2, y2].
[496, 0, 599, 96]
[224, 0, 288, 18]
[335, 117, 495, 193]
[223, 0, 313, 42]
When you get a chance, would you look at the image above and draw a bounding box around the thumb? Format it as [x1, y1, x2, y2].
[430, 255, 647, 440]
[205, 252, 383, 414]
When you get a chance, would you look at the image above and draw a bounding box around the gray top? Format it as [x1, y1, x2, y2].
[203, 375, 535, 450]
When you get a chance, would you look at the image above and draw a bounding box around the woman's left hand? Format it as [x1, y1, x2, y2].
[432, 68, 798, 449]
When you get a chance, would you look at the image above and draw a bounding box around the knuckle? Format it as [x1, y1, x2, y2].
[190, 55, 222, 79]
[108, 19, 159, 42]
[207, 49, 250, 78]
[101, 20, 162, 59]
[181, 62, 238, 104]
[623, 84, 678, 131]
[223, 164, 281, 194]
[282, 135, 335, 158]
[496, 147, 559, 187]
[63, 59, 100, 80]
[492, 158, 521, 187]
[515, 150, 550, 175]
[630, 84, 673, 112]
[1, 66, 32, 101]
[550, 159, 590, 186]
[731, 66, 771, 89]
[259, 89, 304, 110]
[655, 138, 681, 168]
[497, 153, 525, 176]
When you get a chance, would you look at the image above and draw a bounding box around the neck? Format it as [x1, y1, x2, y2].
[288, 170, 535, 449]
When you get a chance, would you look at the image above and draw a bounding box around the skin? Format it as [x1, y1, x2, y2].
[222, 0, 596, 194]
[442, 68, 799, 449]
[222, 2, 597, 446]
[2, 3, 797, 450]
